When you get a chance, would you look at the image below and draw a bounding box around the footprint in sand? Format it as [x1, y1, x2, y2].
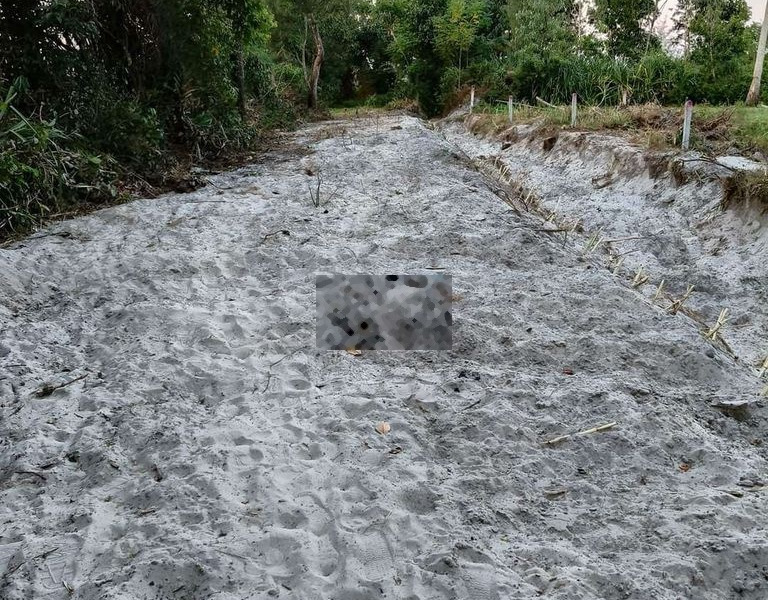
[269, 363, 313, 394]
[348, 530, 395, 583]
[277, 506, 309, 529]
[35, 537, 80, 594]
[304, 442, 323, 460]
[287, 377, 312, 392]
[0, 542, 23, 579]
[262, 533, 302, 577]
[400, 486, 440, 515]
[220, 314, 245, 342]
[459, 563, 500, 600]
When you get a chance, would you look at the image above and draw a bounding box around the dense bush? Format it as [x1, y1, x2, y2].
[0, 83, 118, 235]
[0, 0, 293, 237]
[478, 48, 761, 109]
[367, 0, 766, 114]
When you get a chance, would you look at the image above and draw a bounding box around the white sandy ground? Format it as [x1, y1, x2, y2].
[0, 114, 767, 600]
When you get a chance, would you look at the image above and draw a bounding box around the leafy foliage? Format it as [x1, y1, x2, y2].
[0, 80, 117, 235]
[1, 0, 766, 237]
[591, 0, 659, 59]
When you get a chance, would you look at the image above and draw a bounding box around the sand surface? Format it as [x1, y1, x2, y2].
[1, 115, 767, 600]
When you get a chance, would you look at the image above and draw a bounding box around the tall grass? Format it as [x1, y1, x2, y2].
[481, 51, 756, 109]
[0, 81, 118, 238]
[470, 100, 768, 155]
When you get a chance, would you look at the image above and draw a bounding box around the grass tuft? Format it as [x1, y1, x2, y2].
[0, 88, 119, 238]
[469, 102, 768, 155]
[721, 170, 768, 211]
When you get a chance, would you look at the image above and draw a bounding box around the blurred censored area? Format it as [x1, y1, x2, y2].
[316, 274, 452, 350]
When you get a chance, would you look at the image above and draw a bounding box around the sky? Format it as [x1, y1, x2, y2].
[659, 0, 766, 24]
[655, 0, 766, 46]
[749, 0, 767, 23]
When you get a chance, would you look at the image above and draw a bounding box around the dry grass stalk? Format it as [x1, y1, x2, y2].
[35, 373, 88, 398]
[653, 280, 666, 301]
[721, 170, 768, 211]
[583, 230, 604, 253]
[758, 356, 768, 378]
[632, 266, 649, 288]
[668, 285, 695, 314]
[308, 171, 323, 207]
[706, 308, 729, 341]
[477, 157, 544, 214]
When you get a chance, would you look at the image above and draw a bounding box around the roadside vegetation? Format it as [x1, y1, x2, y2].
[465, 102, 768, 155]
[2, 0, 767, 239]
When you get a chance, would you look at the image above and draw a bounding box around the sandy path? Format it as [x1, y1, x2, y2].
[1, 115, 767, 600]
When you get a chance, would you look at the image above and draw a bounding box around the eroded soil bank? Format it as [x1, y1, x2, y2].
[443, 115, 767, 370]
[1, 115, 767, 600]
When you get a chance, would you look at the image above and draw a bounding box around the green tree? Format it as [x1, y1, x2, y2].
[433, 0, 488, 74]
[506, 0, 578, 54]
[591, 0, 658, 59]
[221, 0, 275, 117]
[689, 0, 752, 66]
[686, 0, 752, 101]
[376, 0, 448, 115]
[268, 0, 358, 108]
[672, 0, 696, 58]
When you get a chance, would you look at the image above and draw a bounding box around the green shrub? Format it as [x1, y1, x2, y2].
[0, 84, 117, 236]
[85, 100, 166, 171]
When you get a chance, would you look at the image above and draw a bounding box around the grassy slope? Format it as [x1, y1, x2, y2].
[469, 103, 768, 155]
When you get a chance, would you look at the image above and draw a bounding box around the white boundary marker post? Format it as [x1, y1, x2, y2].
[508, 96, 514, 123]
[682, 99, 693, 151]
[571, 93, 577, 127]
[470, 86, 475, 114]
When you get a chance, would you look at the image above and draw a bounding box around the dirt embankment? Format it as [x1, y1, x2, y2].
[443, 114, 768, 373]
[0, 114, 767, 600]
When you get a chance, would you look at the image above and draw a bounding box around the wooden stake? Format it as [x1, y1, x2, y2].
[508, 96, 514, 123]
[470, 86, 475, 114]
[682, 100, 693, 151]
[746, 0, 768, 105]
[544, 422, 617, 446]
[571, 93, 578, 127]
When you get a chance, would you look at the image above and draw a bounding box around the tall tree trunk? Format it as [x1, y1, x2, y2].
[746, 2, 768, 106]
[307, 16, 324, 110]
[236, 44, 247, 118]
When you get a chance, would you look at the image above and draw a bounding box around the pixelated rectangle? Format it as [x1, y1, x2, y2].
[316, 274, 452, 350]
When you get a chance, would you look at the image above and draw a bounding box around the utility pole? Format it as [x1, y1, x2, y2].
[746, 1, 768, 106]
